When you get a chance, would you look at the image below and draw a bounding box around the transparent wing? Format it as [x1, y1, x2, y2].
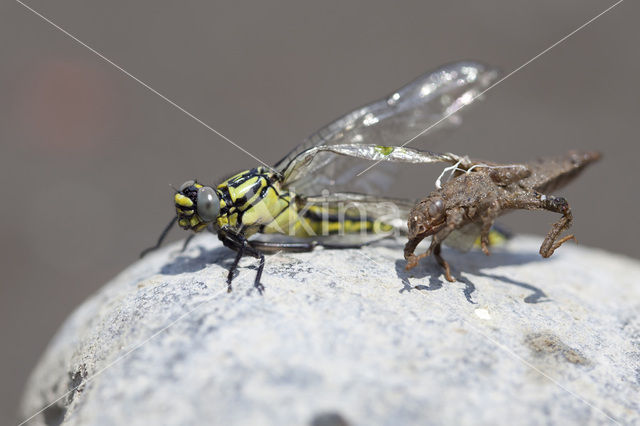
[251, 192, 416, 248]
[280, 144, 471, 192]
[301, 192, 416, 232]
[249, 232, 391, 249]
[444, 222, 513, 253]
[444, 222, 482, 252]
[274, 61, 499, 194]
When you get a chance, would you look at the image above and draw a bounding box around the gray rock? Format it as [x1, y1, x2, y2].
[19, 235, 640, 426]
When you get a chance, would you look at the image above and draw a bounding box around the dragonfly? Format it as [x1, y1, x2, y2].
[141, 61, 500, 293]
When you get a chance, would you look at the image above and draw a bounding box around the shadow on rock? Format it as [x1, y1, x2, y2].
[394, 259, 477, 304]
[464, 249, 549, 304]
[472, 271, 548, 304]
[395, 247, 548, 304]
[160, 245, 233, 275]
[394, 258, 442, 293]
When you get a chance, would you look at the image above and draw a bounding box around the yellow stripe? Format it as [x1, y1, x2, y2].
[216, 215, 229, 228]
[243, 184, 268, 210]
[228, 176, 265, 207]
[474, 229, 508, 247]
[228, 212, 239, 228]
[240, 187, 288, 227]
[175, 194, 193, 207]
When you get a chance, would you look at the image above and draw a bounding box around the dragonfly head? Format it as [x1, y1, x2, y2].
[174, 180, 220, 232]
[407, 196, 447, 239]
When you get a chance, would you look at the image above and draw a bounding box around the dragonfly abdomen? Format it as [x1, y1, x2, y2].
[259, 199, 392, 238]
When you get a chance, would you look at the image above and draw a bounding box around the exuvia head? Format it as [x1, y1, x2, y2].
[407, 196, 446, 239]
[174, 180, 221, 232]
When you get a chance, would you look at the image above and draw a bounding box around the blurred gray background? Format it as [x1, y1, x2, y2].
[1, 0, 638, 423]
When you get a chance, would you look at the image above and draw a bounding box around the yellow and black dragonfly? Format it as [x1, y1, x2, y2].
[142, 61, 499, 293]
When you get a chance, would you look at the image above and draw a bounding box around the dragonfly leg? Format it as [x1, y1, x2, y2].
[404, 237, 423, 268]
[252, 250, 266, 294]
[220, 232, 266, 294]
[538, 196, 575, 258]
[249, 240, 317, 253]
[140, 216, 178, 257]
[180, 234, 196, 253]
[488, 165, 531, 186]
[405, 234, 439, 270]
[251, 237, 383, 253]
[405, 207, 463, 280]
[406, 231, 456, 281]
[433, 243, 455, 283]
[479, 199, 500, 256]
[500, 192, 575, 258]
[431, 208, 464, 281]
[227, 243, 245, 293]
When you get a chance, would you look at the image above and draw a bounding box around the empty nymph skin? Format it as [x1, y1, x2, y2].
[404, 151, 601, 282]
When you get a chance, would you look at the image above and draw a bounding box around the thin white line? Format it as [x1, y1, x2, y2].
[544, 298, 635, 409]
[359, 244, 620, 423]
[461, 317, 620, 424]
[409, 271, 619, 422]
[356, 249, 385, 269]
[14, 0, 624, 422]
[356, 0, 624, 177]
[18, 289, 226, 426]
[15, 0, 276, 173]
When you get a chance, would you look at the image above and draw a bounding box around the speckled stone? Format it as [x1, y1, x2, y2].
[19, 234, 640, 425]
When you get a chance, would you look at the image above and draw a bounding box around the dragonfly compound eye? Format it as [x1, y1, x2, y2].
[428, 198, 444, 219]
[196, 186, 220, 221]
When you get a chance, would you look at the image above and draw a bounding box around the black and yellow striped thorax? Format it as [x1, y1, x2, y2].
[214, 167, 289, 235]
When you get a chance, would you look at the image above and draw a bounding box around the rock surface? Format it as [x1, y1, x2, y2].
[20, 234, 640, 426]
